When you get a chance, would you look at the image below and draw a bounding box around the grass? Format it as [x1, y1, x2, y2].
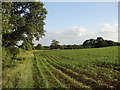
[2, 46, 120, 89]
[2, 59, 34, 88]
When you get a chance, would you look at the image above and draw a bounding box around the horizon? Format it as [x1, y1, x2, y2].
[34, 2, 118, 46]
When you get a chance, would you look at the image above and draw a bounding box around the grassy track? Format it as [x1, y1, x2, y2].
[2, 59, 34, 88]
[2, 46, 120, 89]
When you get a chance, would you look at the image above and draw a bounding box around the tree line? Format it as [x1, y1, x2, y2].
[35, 37, 120, 50]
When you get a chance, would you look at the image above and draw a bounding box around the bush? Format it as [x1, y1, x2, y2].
[2, 47, 13, 69]
[2, 46, 20, 69]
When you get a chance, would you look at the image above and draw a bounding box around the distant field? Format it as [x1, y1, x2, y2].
[2, 46, 120, 89]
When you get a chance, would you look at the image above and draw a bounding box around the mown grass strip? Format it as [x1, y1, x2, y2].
[3, 60, 33, 88]
[17, 59, 34, 88]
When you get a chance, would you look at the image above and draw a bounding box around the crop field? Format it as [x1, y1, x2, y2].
[2, 46, 120, 89]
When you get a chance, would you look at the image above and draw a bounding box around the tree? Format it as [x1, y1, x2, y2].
[2, 2, 47, 50]
[116, 42, 120, 46]
[35, 44, 43, 50]
[43, 46, 50, 50]
[82, 39, 95, 48]
[95, 37, 106, 48]
[50, 40, 60, 49]
[60, 45, 65, 49]
[82, 37, 117, 48]
[72, 44, 78, 49]
[2, 2, 14, 47]
[107, 40, 116, 46]
[21, 38, 34, 50]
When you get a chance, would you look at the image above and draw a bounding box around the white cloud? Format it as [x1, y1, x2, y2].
[34, 26, 96, 45]
[98, 23, 118, 42]
[34, 23, 118, 46]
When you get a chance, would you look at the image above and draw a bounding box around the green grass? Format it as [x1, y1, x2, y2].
[2, 46, 120, 89]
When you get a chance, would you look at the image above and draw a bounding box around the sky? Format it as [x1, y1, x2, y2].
[34, 2, 118, 46]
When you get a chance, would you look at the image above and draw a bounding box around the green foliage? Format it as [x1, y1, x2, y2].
[50, 40, 60, 49]
[2, 2, 14, 47]
[2, 46, 21, 69]
[35, 44, 43, 50]
[2, 47, 12, 69]
[82, 39, 95, 48]
[47, 37, 120, 50]
[2, 2, 13, 35]
[82, 37, 119, 48]
[2, 2, 47, 50]
[21, 39, 33, 50]
[43, 46, 50, 50]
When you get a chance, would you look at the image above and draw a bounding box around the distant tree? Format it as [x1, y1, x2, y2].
[95, 37, 108, 48]
[66, 45, 72, 49]
[106, 40, 116, 46]
[43, 46, 50, 50]
[72, 44, 78, 49]
[82, 39, 95, 48]
[82, 37, 118, 48]
[116, 42, 120, 46]
[60, 45, 65, 49]
[78, 45, 83, 49]
[35, 44, 43, 50]
[50, 40, 60, 49]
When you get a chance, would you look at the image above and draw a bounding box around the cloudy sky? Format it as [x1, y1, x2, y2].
[34, 2, 118, 46]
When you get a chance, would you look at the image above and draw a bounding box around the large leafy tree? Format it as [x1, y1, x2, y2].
[2, 2, 47, 50]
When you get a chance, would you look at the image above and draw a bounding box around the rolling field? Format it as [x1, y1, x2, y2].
[2, 46, 120, 89]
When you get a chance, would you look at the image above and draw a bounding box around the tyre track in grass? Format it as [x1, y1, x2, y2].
[42, 53, 113, 89]
[40, 54, 90, 89]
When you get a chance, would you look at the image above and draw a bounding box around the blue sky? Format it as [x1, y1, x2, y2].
[34, 2, 118, 46]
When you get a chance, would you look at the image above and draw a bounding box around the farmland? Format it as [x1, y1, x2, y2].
[2, 46, 120, 89]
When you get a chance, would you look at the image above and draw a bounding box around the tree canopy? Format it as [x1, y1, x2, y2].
[82, 37, 119, 48]
[2, 2, 47, 50]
